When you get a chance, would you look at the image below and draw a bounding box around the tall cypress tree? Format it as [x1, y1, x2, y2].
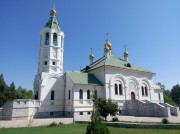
[86, 90, 109, 134]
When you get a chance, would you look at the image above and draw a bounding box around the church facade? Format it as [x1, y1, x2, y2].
[0, 8, 179, 120]
[33, 8, 176, 118]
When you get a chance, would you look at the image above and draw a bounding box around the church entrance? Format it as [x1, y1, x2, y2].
[131, 92, 135, 100]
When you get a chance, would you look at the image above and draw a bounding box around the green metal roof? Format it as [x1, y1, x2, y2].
[82, 55, 154, 74]
[45, 16, 60, 30]
[67, 71, 103, 86]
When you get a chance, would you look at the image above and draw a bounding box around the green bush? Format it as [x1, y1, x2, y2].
[112, 117, 118, 122]
[161, 118, 169, 124]
[48, 121, 58, 127]
[86, 122, 109, 134]
[59, 121, 63, 125]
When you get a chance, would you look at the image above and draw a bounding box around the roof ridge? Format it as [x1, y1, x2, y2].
[89, 56, 105, 66]
[89, 57, 105, 67]
[81, 56, 106, 71]
[83, 54, 154, 74]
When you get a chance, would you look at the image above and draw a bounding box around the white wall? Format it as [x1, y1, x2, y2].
[73, 84, 103, 112]
[39, 73, 65, 112]
[89, 66, 163, 103]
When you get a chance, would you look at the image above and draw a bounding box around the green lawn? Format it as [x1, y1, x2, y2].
[0, 124, 179, 134]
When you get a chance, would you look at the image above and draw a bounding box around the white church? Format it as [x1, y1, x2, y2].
[0, 8, 179, 120]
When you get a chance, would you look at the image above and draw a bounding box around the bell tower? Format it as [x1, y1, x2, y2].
[34, 7, 65, 101]
[38, 8, 64, 74]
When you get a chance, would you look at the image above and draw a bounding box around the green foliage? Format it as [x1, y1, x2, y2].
[161, 118, 169, 124]
[86, 90, 110, 134]
[97, 98, 118, 121]
[112, 117, 118, 122]
[9, 82, 16, 100]
[59, 122, 63, 125]
[0, 74, 33, 107]
[157, 82, 180, 107]
[171, 84, 180, 105]
[16, 86, 33, 99]
[0, 74, 7, 105]
[86, 121, 109, 134]
[163, 90, 176, 106]
[48, 122, 58, 127]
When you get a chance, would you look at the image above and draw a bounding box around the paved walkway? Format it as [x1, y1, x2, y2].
[0, 118, 73, 128]
[0, 115, 179, 128]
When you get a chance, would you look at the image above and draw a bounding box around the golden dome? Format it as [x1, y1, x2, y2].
[89, 53, 94, 60]
[105, 40, 111, 50]
[104, 45, 110, 52]
[50, 8, 56, 16]
[124, 50, 128, 57]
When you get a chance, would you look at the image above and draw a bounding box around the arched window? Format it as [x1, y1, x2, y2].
[51, 90, 54, 100]
[115, 84, 118, 95]
[35, 91, 38, 100]
[119, 84, 123, 95]
[145, 86, 148, 96]
[141, 86, 144, 96]
[68, 90, 71, 100]
[87, 90, 90, 99]
[45, 33, 49, 45]
[53, 33, 57, 46]
[79, 89, 83, 99]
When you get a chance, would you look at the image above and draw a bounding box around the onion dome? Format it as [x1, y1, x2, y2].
[104, 45, 110, 52]
[105, 40, 112, 50]
[89, 53, 94, 60]
[124, 50, 128, 57]
[89, 48, 94, 60]
[50, 8, 56, 16]
[45, 8, 60, 30]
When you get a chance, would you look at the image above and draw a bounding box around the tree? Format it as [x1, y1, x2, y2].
[0, 74, 7, 106]
[97, 98, 118, 121]
[9, 81, 16, 100]
[0, 74, 33, 106]
[156, 82, 175, 105]
[16, 86, 33, 99]
[163, 89, 173, 104]
[156, 82, 165, 90]
[171, 84, 180, 105]
[86, 90, 109, 134]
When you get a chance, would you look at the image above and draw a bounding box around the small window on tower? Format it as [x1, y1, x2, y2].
[44, 61, 47, 65]
[45, 33, 49, 45]
[53, 33, 57, 46]
[52, 61, 56, 65]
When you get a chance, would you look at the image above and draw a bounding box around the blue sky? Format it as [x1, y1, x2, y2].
[0, 0, 180, 90]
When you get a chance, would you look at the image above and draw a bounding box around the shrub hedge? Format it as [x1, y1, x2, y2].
[76, 121, 180, 129]
[105, 122, 180, 129]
